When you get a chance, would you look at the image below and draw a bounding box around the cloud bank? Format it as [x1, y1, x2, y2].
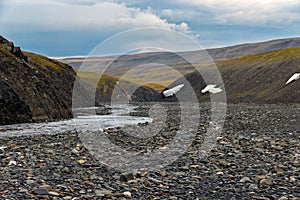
[0, 0, 299, 56]
[1, 0, 190, 33]
[167, 0, 300, 26]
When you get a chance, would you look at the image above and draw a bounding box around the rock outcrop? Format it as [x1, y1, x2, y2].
[0, 36, 28, 61]
[0, 80, 32, 124]
[0, 36, 77, 124]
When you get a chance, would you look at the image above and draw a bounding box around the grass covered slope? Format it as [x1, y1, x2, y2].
[24, 51, 73, 73]
[76, 71, 158, 102]
[218, 47, 300, 103]
[169, 47, 300, 103]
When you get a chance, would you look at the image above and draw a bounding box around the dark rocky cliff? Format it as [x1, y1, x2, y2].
[0, 36, 77, 124]
[0, 80, 32, 123]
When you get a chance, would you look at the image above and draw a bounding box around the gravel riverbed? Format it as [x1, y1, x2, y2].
[0, 103, 299, 199]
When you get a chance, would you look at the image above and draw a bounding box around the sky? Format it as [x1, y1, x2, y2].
[0, 0, 300, 56]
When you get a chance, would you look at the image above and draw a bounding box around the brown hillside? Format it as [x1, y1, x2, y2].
[165, 48, 300, 103]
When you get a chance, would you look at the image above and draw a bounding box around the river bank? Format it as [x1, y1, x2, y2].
[0, 103, 299, 199]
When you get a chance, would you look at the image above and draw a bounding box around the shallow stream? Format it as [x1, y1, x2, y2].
[0, 105, 151, 137]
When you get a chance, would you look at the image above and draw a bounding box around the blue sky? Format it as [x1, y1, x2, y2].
[0, 0, 299, 56]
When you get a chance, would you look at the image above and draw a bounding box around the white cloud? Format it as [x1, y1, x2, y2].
[173, 22, 190, 34]
[0, 0, 191, 34]
[161, 9, 174, 18]
[168, 0, 300, 26]
[52, 0, 149, 6]
[52, 0, 99, 6]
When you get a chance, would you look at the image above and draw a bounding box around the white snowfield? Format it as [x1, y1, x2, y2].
[286, 73, 300, 85]
[163, 84, 184, 97]
[201, 84, 222, 94]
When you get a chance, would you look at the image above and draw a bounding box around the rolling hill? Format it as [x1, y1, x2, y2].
[60, 37, 300, 90]
[162, 47, 300, 103]
[208, 37, 300, 59]
[76, 71, 158, 102]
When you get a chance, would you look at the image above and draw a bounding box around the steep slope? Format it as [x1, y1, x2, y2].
[0, 36, 77, 124]
[164, 48, 300, 103]
[0, 80, 32, 124]
[0, 36, 103, 124]
[218, 48, 300, 103]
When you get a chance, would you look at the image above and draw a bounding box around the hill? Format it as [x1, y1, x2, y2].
[76, 71, 158, 103]
[0, 36, 106, 125]
[0, 36, 80, 124]
[163, 47, 300, 103]
[62, 53, 195, 90]
[60, 37, 300, 89]
[208, 37, 300, 59]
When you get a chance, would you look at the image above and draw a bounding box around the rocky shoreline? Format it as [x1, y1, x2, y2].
[0, 103, 299, 199]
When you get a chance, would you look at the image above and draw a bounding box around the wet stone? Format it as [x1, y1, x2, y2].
[120, 173, 135, 182]
[33, 188, 49, 195]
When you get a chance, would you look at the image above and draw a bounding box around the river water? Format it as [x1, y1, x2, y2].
[0, 105, 151, 137]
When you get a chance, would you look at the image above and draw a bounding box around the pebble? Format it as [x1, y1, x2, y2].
[49, 191, 60, 196]
[278, 196, 288, 200]
[289, 176, 297, 182]
[79, 189, 86, 194]
[254, 175, 266, 182]
[120, 173, 135, 182]
[239, 177, 251, 183]
[19, 189, 29, 193]
[63, 196, 73, 200]
[259, 178, 273, 185]
[39, 184, 52, 190]
[95, 189, 112, 197]
[123, 191, 132, 198]
[8, 160, 17, 166]
[26, 180, 35, 184]
[0, 146, 7, 151]
[90, 174, 103, 181]
[33, 188, 49, 195]
[72, 149, 79, 154]
[77, 160, 86, 164]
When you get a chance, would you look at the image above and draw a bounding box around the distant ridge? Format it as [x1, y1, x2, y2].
[207, 37, 300, 60]
[61, 37, 300, 70]
[60, 37, 300, 92]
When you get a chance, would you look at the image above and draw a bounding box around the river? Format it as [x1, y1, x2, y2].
[0, 104, 151, 137]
